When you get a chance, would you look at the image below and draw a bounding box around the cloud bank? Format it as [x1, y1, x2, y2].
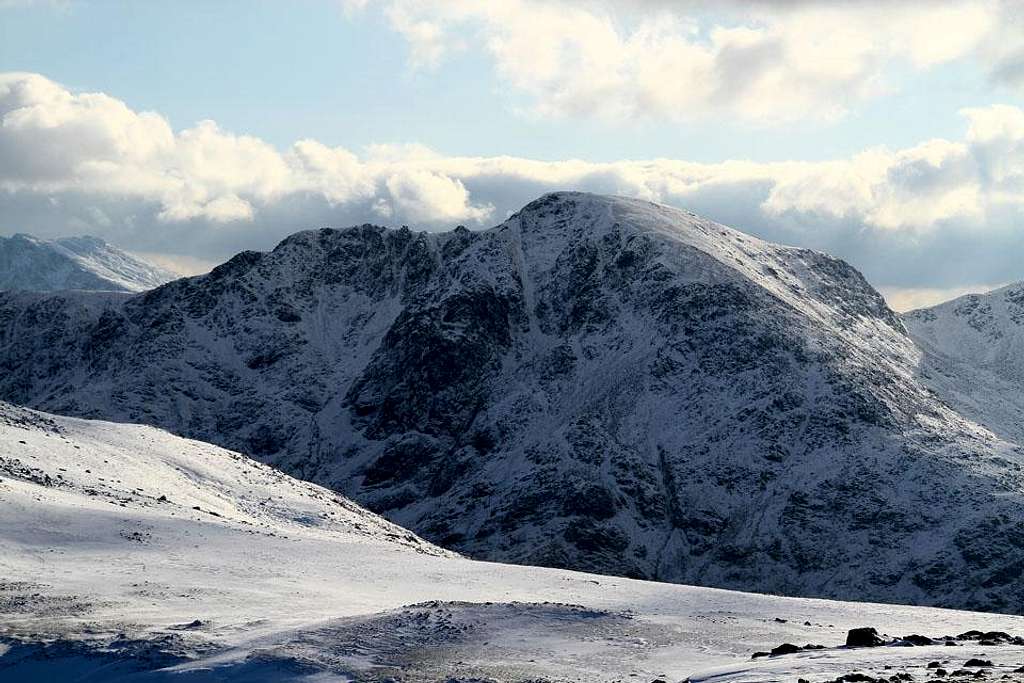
[346, 0, 1015, 124]
[1, 72, 1023, 309]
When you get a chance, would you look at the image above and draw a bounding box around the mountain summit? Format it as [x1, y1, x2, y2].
[1, 192, 1023, 612]
[0, 232, 178, 292]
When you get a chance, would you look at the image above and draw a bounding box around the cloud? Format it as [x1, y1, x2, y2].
[381, 170, 493, 224]
[2, 71, 1024, 300]
[880, 283, 1010, 313]
[346, 0, 1001, 124]
[0, 73, 480, 226]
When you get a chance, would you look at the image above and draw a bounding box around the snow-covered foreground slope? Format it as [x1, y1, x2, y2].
[2, 193, 1024, 613]
[5, 403, 1024, 682]
[905, 282, 1024, 446]
[0, 233, 178, 292]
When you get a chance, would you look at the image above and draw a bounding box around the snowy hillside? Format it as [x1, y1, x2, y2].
[4, 403, 1024, 682]
[0, 233, 178, 292]
[905, 282, 1024, 446]
[1, 192, 1024, 614]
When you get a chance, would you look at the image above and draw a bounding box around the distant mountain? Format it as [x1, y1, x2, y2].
[0, 233, 178, 292]
[905, 282, 1024, 446]
[1, 192, 1023, 613]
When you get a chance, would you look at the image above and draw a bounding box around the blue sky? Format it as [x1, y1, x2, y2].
[4, 0, 1017, 162]
[1, 0, 1023, 308]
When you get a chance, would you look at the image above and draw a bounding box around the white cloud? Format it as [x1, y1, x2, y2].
[3, 71, 1024, 296]
[133, 251, 217, 277]
[346, 0, 1001, 124]
[382, 170, 493, 224]
[0, 73, 481, 226]
[880, 283, 1009, 313]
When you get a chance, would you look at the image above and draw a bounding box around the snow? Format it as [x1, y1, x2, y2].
[0, 233, 178, 292]
[905, 282, 1024, 445]
[4, 402, 1024, 681]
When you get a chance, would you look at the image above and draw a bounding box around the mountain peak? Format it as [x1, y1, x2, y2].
[0, 232, 178, 292]
[2, 192, 1017, 613]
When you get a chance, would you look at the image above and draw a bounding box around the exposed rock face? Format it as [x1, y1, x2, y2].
[1, 192, 1024, 612]
[0, 233, 178, 292]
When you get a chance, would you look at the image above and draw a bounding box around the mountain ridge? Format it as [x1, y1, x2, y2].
[905, 281, 1024, 447]
[0, 232, 178, 292]
[1, 192, 1023, 613]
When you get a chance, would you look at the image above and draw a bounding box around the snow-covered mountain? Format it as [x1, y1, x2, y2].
[1, 192, 1023, 614]
[0, 232, 178, 292]
[905, 282, 1024, 446]
[4, 402, 1024, 682]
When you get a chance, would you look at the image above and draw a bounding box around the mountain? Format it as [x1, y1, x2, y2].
[1, 192, 1023, 613]
[5, 402, 1024, 682]
[905, 282, 1024, 446]
[0, 232, 178, 292]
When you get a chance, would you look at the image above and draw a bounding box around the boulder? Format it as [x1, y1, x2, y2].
[846, 627, 885, 647]
[900, 634, 936, 646]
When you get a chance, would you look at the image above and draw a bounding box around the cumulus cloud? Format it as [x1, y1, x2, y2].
[3, 72, 1024, 306]
[380, 170, 493, 224]
[345, 0, 1001, 124]
[0, 73, 500, 229]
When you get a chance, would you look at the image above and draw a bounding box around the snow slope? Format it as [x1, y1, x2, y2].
[1, 193, 1024, 613]
[4, 403, 1024, 682]
[905, 282, 1024, 446]
[0, 233, 178, 292]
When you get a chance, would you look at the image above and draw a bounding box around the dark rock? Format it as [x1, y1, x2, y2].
[957, 631, 985, 640]
[769, 643, 801, 656]
[846, 627, 885, 647]
[981, 631, 1011, 641]
[901, 634, 936, 646]
[963, 659, 992, 668]
[928, 663, 941, 669]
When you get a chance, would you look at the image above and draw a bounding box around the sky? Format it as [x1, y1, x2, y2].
[1, 0, 1024, 309]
